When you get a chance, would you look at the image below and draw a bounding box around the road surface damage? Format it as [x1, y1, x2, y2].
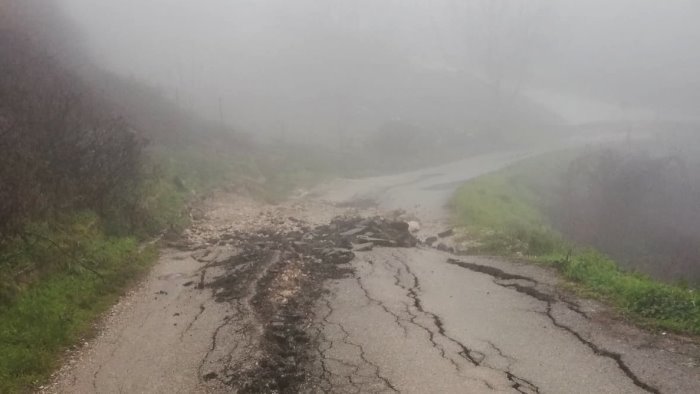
[186, 215, 418, 392]
[44, 178, 700, 393]
[446, 258, 660, 394]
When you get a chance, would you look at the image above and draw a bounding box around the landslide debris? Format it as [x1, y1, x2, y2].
[189, 215, 417, 393]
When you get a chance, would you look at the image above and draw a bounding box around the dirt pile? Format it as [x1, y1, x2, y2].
[186, 215, 417, 393]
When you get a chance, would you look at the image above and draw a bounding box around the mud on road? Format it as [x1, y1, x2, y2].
[42, 193, 423, 393]
[193, 215, 417, 392]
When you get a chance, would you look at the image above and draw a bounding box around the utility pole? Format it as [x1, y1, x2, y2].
[218, 97, 224, 130]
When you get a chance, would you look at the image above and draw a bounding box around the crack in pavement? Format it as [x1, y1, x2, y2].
[91, 318, 136, 391]
[354, 252, 544, 392]
[446, 258, 660, 394]
[179, 303, 206, 341]
[395, 256, 485, 368]
[506, 371, 541, 394]
[197, 314, 233, 384]
[482, 341, 539, 394]
[313, 297, 399, 393]
[387, 254, 544, 392]
[355, 260, 410, 338]
[314, 299, 396, 393]
[543, 303, 660, 394]
[445, 259, 590, 320]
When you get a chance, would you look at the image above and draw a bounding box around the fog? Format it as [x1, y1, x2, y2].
[4, 2, 700, 389]
[59, 0, 700, 143]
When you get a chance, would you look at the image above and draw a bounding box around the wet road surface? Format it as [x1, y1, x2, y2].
[45, 151, 699, 393]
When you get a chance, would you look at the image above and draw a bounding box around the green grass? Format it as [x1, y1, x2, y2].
[540, 250, 700, 334]
[449, 154, 700, 336]
[0, 145, 238, 391]
[0, 214, 157, 392]
[448, 152, 567, 256]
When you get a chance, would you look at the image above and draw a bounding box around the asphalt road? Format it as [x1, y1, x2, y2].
[45, 151, 699, 393]
[307, 152, 700, 394]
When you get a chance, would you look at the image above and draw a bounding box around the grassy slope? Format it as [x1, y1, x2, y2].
[449, 152, 700, 335]
[0, 140, 340, 392]
[0, 147, 245, 391]
[0, 214, 156, 392]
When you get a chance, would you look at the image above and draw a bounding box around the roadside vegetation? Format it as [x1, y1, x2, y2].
[449, 144, 700, 336]
[0, 3, 333, 391]
[0, 214, 157, 391]
[0, 12, 177, 390]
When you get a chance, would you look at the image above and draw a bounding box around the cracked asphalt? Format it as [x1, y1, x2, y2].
[44, 151, 699, 393]
[306, 151, 699, 393]
[308, 249, 653, 393]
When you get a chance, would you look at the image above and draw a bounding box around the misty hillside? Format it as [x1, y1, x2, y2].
[0, 1, 138, 234]
[3, 1, 700, 393]
[0, 1, 254, 236]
